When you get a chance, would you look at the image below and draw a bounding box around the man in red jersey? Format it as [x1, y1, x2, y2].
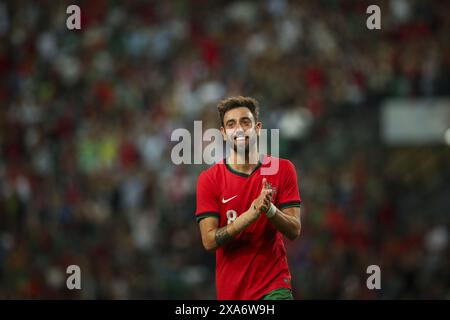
[195, 96, 302, 300]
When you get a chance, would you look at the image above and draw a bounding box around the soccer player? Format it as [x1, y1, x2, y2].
[195, 96, 302, 300]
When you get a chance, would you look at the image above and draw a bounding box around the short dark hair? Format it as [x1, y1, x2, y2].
[217, 96, 260, 127]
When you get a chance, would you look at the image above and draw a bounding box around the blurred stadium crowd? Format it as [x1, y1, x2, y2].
[0, 0, 449, 299]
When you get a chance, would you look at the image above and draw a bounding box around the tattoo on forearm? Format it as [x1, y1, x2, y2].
[215, 226, 232, 246]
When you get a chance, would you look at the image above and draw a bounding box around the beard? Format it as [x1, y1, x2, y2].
[230, 135, 258, 156]
[233, 138, 249, 154]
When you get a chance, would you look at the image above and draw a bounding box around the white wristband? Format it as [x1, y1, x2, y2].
[265, 203, 277, 219]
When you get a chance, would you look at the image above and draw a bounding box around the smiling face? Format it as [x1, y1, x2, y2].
[220, 106, 262, 154]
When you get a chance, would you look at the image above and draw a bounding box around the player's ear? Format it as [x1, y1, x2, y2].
[255, 121, 262, 135]
[220, 126, 227, 140]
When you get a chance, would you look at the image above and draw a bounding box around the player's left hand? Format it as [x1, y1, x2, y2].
[260, 178, 273, 212]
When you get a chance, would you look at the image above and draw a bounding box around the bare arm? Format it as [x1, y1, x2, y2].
[198, 183, 273, 252]
[267, 206, 301, 240]
[199, 209, 256, 251]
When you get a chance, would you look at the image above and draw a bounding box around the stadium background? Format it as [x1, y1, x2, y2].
[0, 0, 449, 299]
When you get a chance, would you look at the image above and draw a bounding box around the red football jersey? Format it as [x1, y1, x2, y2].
[195, 155, 302, 300]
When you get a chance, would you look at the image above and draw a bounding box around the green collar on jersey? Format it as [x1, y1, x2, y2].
[224, 157, 262, 178]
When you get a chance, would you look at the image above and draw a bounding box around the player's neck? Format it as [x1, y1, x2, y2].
[227, 151, 260, 175]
